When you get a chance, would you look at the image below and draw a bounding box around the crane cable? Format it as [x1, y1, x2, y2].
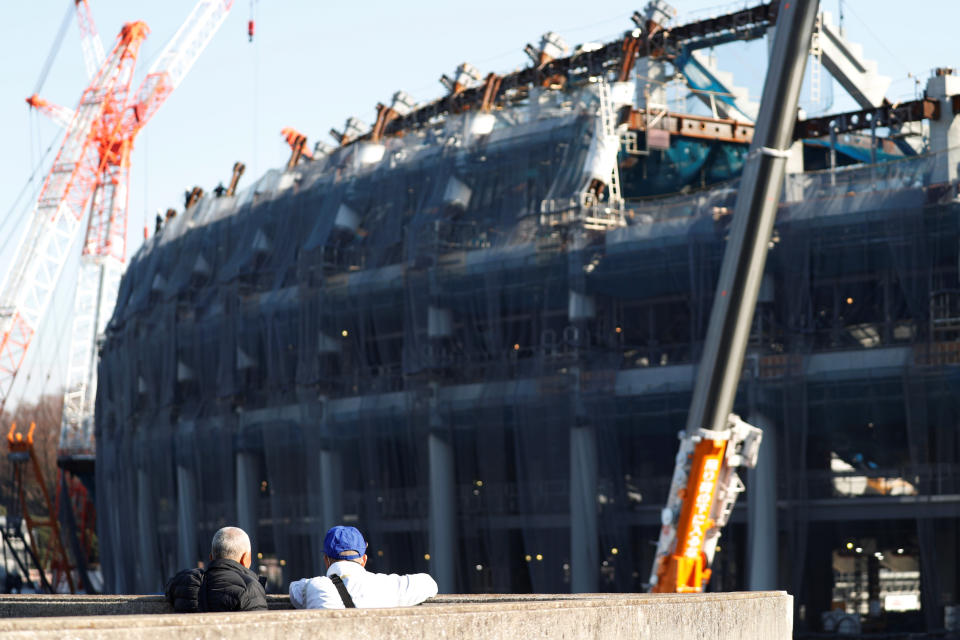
[250, 0, 259, 178]
[33, 3, 75, 98]
[0, 133, 62, 259]
[4, 268, 74, 416]
[2, 1, 77, 278]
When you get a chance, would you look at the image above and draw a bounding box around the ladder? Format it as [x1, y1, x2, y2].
[6, 422, 75, 592]
[809, 14, 823, 105]
[596, 80, 624, 210]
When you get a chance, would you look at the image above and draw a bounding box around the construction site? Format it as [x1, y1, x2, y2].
[2, 0, 959, 637]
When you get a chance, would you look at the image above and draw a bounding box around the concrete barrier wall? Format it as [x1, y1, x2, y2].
[0, 594, 293, 617]
[0, 591, 791, 639]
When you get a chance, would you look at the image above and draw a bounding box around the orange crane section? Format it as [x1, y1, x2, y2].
[6, 422, 74, 592]
[0, 18, 150, 417]
[1, 0, 233, 592]
[653, 438, 728, 592]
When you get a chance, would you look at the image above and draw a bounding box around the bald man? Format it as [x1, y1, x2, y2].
[165, 526, 267, 613]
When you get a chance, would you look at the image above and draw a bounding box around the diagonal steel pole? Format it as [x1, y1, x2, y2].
[685, 0, 820, 436]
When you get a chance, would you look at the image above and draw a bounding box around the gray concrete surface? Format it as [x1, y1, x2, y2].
[0, 591, 791, 639]
[0, 593, 293, 617]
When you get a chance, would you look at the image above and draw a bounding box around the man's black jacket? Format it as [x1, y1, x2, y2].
[164, 559, 267, 613]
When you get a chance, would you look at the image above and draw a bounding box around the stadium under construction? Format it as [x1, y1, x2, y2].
[91, 1, 960, 634]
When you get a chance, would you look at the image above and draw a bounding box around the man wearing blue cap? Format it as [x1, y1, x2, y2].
[289, 525, 438, 609]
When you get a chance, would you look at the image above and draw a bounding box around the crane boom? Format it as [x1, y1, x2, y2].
[25, 95, 76, 131]
[649, 0, 821, 593]
[129, 0, 233, 132]
[74, 0, 105, 81]
[59, 0, 234, 459]
[0, 22, 148, 416]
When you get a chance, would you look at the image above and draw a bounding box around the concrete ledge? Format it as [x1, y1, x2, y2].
[0, 591, 792, 639]
[0, 594, 293, 617]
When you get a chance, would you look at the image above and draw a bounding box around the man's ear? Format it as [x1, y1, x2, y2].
[240, 551, 252, 568]
[360, 554, 368, 567]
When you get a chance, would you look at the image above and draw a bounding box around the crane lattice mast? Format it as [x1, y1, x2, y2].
[0, 0, 234, 467]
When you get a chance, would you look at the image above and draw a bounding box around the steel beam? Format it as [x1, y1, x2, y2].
[796, 98, 940, 139]
[371, 2, 778, 141]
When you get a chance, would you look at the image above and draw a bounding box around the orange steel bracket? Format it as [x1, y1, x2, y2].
[281, 127, 312, 169]
[480, 74, 502, 112]
[371, 104, 400, 143]
[617, 35, 641, 83]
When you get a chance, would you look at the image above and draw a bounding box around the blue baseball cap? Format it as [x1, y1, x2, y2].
[324, 526, 368, 560]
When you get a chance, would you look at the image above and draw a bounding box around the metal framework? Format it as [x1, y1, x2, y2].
[345, 2, 779, 144]
[74, 0, 105, 80]
[6, 422, 74, 592]
[0, 22, 143, 419]
[0, 1, 234, 464]
[796, 98, 941, 139]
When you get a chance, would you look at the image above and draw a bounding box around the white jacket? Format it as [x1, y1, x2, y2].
[288, 560, 438, 609]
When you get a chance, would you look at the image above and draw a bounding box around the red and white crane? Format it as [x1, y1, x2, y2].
[1, 0, 234, 465]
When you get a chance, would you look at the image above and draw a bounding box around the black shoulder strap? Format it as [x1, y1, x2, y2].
[329, 574, 356, 608]
[197, 569, 207, 611]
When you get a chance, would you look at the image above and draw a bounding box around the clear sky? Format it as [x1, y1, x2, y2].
[0, 0, 957, 407]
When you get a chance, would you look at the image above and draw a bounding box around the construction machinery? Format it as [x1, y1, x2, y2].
[649, 0, 821, 593]
[4, 422, 77, 592]
[1, 0, 233, 592]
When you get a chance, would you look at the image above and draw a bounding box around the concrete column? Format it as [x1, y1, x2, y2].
[568, 291, 596, 321]
[109, 480, 126, 593]
[176, 465, 198, 570]
[136, 469, 159, 592]
[428, 433, 456, 593]
[927, 71, 960, 184]
[236, 452, 260, 548]
[318, 449, 343, 530]
[747, 413, 778, 590]
[569, 426, 598, 593]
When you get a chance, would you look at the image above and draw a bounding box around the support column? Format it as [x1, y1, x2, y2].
[318, 449, 343, 530]
[307, 399, 344, 566]
[428, 432, 456, 593]
[136, 469, 159, 592]
[918, 517, 944, 630]
[109, 479, 126, 593]
[926, 70, 960, 184]
[176, 465, 198, 570]
[236, 451, 259, 551]
[747, 413, 778, 590]
[936, 522, 959, 621]
[569, 426, 598, 593]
